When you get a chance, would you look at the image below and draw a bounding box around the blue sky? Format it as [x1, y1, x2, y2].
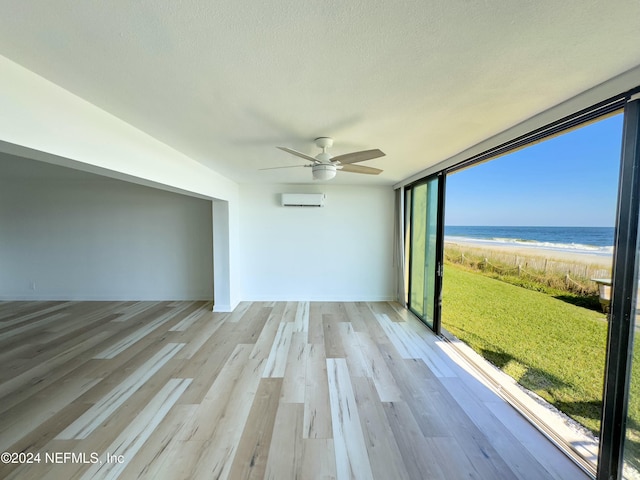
[445, 113, 624, 227]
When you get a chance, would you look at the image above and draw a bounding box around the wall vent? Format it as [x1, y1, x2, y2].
[281, 193, 326, 207]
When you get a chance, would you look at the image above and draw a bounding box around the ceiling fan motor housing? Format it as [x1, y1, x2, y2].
[315, 152, 332, 163]
[312, 164, 336, 181]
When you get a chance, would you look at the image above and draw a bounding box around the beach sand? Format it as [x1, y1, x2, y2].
[445, 239, 613, 269]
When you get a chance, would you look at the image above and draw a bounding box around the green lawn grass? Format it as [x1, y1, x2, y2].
[442, 263, 609, 433]
[442, 263, 640, 469]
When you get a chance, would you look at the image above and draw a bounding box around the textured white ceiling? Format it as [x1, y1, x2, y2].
[0, 1, 639, 185]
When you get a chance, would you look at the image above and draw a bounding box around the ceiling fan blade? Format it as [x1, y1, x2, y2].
[331, 149, 385, 165]
[259, 165, 308, 170]
[339, 164, 383, 175]
[276, 146, 317, 163]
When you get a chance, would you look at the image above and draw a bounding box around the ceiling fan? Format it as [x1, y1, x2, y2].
[261, 137, 385, 180]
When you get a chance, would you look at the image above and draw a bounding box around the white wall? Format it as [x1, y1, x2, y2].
[240, 184, 395, 301]
[0, 155, 213, 300]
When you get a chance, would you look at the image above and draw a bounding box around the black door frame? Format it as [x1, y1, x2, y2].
[405, 172, 446, 334]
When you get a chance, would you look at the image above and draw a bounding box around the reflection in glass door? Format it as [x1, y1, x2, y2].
[407, 175, 443, 331]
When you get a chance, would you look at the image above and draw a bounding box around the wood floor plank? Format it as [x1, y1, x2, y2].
[326, 358, 374, 480]
[0, 310, 115, 376]
[351, 376, 411, 480]
[372, 312, 416, 359]
[179, 344, 252, 442]
[280, 301, 298, 324]
[227, 378, 282, 480]
[249, 302, 286, 365]
[442, 377, 570, 480]
[174, 325, 242, 404]
[188, 346, 267, 479]
[169, 308, 211, 332]
[358, 303, 401, 350]
[35, 311, 117, 345]
[384, 301, 415, 322]
[383, 400, 448, 480]
[111, 301, 159, 322]
[395, 322, 456, 377]
[342, 302, 370, 333]
[293, 300, 310, 333]
[0, 330, 114, 413]
[235, 304, 272, 344]
[485, 400, 590, 480]
[57, 343, 184, 440]
[426, 435, 494, 479]
[264, 403, 304, 480]
[406, 369, 520, 479]
[299, 438, 338, 480]
[381, 349, 457, 437]
[280, 331, 308, 403]
[0, 302, 70, 329]
[0, 343, 34, 371]
[375, 313, 455, 377]
[4, 368, 183, 480]
[354, 332, 403, 402]
[225, 301, 251, 323]
[153, 345, 258, 479]
[79, 378, 191, 480]
[116, 403, 198, 480]
[262, 322, 293, 378]
[308, 302, 324, 344]
[323, 314, 346, 358]
[0, 312, 68, 343]
[304, 342, 333, 439]
[322, 302, 349, 320]
[367, 301, 405, 322]
[265, 402, 338, 480]
[338, 322, 370, 378]
[93, 303, 192, 359]
[0, 376, 102, 452]
[173, 313, 227, 360]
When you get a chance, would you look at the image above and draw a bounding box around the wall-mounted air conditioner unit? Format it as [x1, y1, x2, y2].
[281, 193, 326, 207]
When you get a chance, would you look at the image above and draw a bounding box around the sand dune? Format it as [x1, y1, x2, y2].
[445, 238, 613, 269]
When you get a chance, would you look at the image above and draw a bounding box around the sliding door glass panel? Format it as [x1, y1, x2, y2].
[410, 183, 426, 318]
[404, 188, 412, 306]
[408, 177, 440, 330]
[425, 178, 439, 328]
[624, 281, 640, 477]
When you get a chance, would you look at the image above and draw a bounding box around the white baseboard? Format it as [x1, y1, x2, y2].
[240, 295, 396, 302]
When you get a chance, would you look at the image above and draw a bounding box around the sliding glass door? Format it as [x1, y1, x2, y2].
[598, 93, 640, 480]
[406, 174, 444, 332]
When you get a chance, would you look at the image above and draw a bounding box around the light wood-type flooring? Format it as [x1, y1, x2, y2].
[0, 300, 588, 479]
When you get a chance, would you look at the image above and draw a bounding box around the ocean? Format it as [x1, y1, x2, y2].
[444, 226, 614, 256]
